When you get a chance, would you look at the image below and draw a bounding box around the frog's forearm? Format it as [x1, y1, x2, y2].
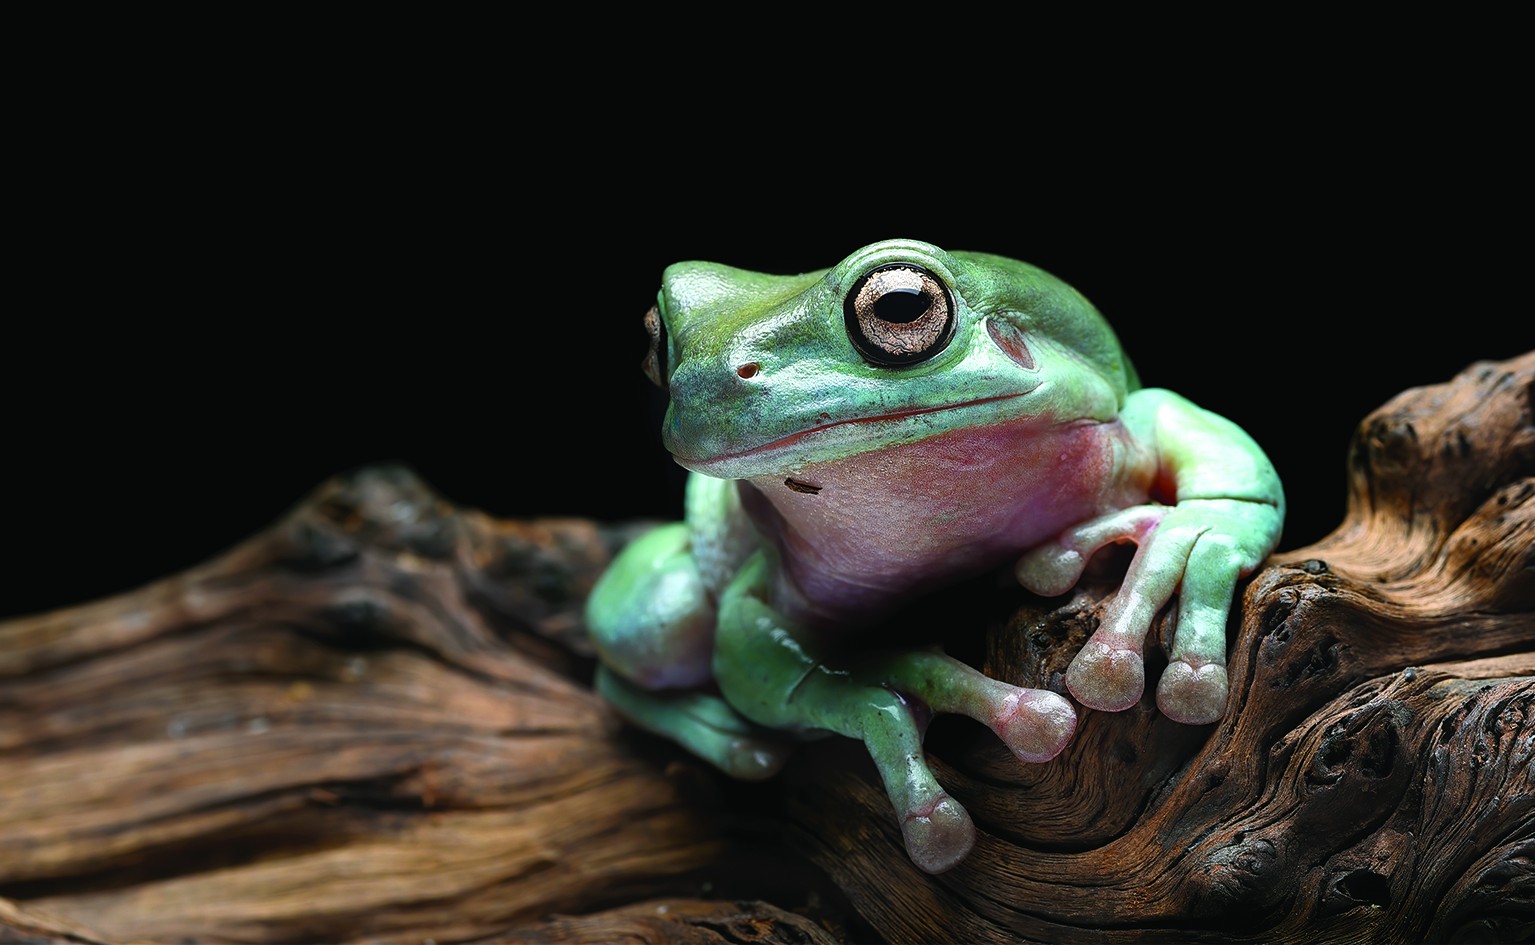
[711, 554, 813, 724]
[714, 552, 1073, 874]
[714, 557, 971, 873]
[1022, 390, 1284, 724]
[1134, 392, 1283, 721]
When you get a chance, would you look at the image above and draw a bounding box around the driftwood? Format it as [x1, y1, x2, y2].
[2, 352, 1531, 944]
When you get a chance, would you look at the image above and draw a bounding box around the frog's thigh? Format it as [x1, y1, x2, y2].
[587, 524, 792, 780]
[1156, 532, 1240, 725]
[586, 522, 715, 690]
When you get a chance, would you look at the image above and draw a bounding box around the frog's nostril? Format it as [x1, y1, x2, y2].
[736, 362, 761, 380]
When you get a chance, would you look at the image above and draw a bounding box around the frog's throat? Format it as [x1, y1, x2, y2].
[675, 388, 1038, 479]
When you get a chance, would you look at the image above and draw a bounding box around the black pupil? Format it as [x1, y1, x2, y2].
[873, 287, 932, 324]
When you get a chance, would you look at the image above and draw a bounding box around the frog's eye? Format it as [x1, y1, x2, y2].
[843, 264, 955, 366]
[641, 304, 668, 388]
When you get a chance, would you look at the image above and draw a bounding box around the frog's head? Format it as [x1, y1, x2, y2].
[645, 238, 1137, 479]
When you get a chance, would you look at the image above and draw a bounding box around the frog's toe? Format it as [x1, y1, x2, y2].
[1015, 546, 1085, 597]
[1065, 641, 1145, 712]
[994, 689, 1077, 762]
[900, 793, 975, 875]
[1156, 660, 1228, 725]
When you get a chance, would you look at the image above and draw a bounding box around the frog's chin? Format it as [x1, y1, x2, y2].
[672, 390, 1039, 481]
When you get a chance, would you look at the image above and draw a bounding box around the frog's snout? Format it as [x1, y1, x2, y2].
[667, 351, 767, 404]
[662, 352, 776, 467]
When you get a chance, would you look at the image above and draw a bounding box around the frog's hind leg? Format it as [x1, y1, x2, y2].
[594, 666, 792, 780]
[586, 522, 792, 781]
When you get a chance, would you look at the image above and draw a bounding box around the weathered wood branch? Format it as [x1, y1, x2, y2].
[2, 352, 1531, 944]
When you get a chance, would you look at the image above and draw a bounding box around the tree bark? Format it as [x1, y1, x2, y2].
[2, 353, 1531, 944]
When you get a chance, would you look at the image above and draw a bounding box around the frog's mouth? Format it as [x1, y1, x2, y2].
[673, 389, 1039, 479]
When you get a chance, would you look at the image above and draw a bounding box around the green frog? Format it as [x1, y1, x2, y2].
[586, 239, 1284, 873]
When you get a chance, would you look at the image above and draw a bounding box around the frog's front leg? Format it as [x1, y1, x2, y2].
[716, 553, 1076, 874]
[1017, 390, 1284, 724]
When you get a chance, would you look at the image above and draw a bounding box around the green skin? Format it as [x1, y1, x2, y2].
[587, 239, 1284, 874]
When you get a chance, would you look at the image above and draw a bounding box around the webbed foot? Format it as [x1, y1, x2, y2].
[1021, 499, 1280, 722]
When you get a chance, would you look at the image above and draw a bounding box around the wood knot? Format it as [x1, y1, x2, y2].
[1362, 416, 1421, 474]
[1306, 710, 1402, 788]
[311, 465, 459, 559]
[1320, 867, 1393, 914]
[1201, 835, 1283, 913]
[279, 519, 361, 572]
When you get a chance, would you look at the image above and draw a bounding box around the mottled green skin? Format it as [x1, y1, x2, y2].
[587, 239, 1284, 874]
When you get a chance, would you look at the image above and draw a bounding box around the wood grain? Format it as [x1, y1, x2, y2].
[3, 353, 1530, 943]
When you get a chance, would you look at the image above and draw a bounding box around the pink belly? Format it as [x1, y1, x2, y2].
[743, 415, 1147, 625]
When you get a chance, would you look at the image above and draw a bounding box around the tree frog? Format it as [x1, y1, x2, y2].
[586, 239, 1283, 874]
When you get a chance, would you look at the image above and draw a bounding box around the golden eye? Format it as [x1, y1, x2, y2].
[843, 264, 955, 365]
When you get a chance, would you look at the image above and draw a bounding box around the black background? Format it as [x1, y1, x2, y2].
[4, 69, 1529, 620]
